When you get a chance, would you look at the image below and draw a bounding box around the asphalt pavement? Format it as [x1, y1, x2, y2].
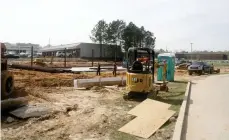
[185, 74, 229, 140]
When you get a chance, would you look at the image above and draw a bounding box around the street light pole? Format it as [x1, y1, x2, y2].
[190, 43, 193, 61]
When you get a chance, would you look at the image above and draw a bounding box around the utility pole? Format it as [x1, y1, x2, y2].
[49, 38, 51, 47]
[64, 48, 66, 68]
[31, 46, 33, 67]
[190, 43, 193, 61]
[18, 44, 20, 56]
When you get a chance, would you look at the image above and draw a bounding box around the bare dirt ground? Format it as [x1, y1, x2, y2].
[1, 65, 229, 140]
[8, 58, 122, 67]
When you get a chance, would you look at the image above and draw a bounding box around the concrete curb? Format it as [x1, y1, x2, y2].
[172, 81, 191, 140]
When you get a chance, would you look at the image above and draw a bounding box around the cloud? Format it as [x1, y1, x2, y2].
[0, 0, 228, 51]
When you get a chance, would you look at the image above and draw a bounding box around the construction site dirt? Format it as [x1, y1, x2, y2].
[1, 65, 229, 140]
[8, 58, 122, 68]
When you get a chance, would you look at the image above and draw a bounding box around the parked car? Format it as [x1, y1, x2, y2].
[4, 53, 19, 58]
[175, 63, 191, 70]
[28, 54, 38, 58]
[175, 59, 191, 66]
[188, 61, 213, 75]
[56, 51, 72, 57]
[19, 52, 29, 58]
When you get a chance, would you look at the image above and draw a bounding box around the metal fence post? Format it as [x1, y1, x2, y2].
[64, 48, 67, 68]
[115, 45, 117, 62]
[31, 46, 33, 67]
[92, 49, 94, 67]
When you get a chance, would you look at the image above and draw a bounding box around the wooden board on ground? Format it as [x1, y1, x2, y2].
[119, 109, 175, 138]
[128, 99, 171, 116]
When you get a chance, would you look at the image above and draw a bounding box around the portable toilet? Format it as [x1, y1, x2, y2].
[157, 53, 175, 82]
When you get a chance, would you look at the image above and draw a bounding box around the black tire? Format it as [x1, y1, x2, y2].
[1, 74, 14, 100]
[165, 86, 169, 92]
[6, 77, 13, 95]
[188, 71, 193, 75]
[147, 90, 158, 99]
[210, 69, 213, 74]
[123, 92, 132, 100]
[123, 94, 128, 100]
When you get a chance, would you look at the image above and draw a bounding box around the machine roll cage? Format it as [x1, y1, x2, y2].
[127, 47, 155, 75]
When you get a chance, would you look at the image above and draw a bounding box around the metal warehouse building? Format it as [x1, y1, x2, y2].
[4, 42, 41, 54]
[175, 53, 228, 60]
[40, 43, 123, 59]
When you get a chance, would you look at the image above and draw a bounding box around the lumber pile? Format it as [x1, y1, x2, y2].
[74, 77, 126, 88]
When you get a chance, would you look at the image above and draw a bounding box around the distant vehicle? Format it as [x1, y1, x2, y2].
[27, 52, 43, 58]
[4, 53, 19, 58]
[27, 54, 39, 58]
[188, 61, 213, 75]
[37, 52, 42, 56]
[56, 51, 72, 57]
[19, 52, 29, 58]
[176, 59, 191, 66]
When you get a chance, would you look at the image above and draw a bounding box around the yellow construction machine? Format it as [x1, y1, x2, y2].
[33, 58, 47, 67]
[124, 47, 168, 99]
[124, 47, 158, 99]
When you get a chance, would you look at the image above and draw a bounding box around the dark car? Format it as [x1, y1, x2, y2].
[175, 59, 191, 66]
[188, 61, 213, 75]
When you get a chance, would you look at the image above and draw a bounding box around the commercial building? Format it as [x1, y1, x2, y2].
[4, 42, 41, 54]
[40, 43, 123, 60]
[175, 52, 228, 60]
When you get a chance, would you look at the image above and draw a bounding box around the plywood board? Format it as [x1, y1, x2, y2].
[119, 109, 175, 138]
[128, 99, 171, 116]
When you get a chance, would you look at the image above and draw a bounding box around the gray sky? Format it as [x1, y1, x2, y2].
[1, 0, 229, 51]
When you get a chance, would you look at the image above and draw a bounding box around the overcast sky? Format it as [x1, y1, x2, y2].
[1, 0, 229, 51]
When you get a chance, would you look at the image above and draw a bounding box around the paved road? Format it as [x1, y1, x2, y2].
[185, 74, 229, 140]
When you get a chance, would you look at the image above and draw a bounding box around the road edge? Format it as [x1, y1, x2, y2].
[172, 81, 191, 140]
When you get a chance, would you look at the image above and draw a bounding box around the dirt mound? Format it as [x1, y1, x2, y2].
[12, 69, 94, 87]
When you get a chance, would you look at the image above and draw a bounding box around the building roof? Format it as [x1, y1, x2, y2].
[41, 43, 81, 52]
[158, 53, 175, 57]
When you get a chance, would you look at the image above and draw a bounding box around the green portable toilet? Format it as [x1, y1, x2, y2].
[157, 53, 175, 82]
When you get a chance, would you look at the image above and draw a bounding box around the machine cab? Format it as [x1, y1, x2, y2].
[126, 47, 155, 93]
[127, 47, 155, 74]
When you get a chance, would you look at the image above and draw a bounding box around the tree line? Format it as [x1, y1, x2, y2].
[90, 19, 156, 56]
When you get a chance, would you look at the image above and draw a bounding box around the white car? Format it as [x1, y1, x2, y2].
[56, 51, 72, 57]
